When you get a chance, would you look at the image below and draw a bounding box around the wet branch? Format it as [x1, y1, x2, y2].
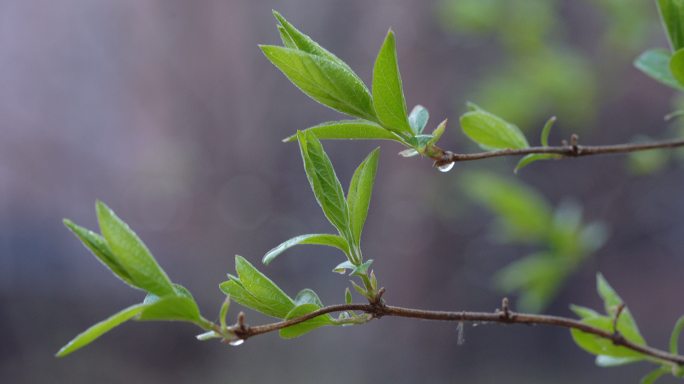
[429, 137, 684, 167]
[225, 299, 684, 367]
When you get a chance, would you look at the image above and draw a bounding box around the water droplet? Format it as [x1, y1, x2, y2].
[438, 162, 454, 172]
[229, 339, 244, 346]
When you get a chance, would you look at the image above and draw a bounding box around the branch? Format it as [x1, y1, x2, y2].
[430, 137, 684, 167]
[226, 300, 684, 367]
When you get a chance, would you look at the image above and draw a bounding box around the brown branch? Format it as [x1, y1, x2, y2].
[228, 302, 684, 366]
[429, 138, 684, 167]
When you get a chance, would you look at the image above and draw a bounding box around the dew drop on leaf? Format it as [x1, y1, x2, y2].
[438, 163, 454, 172]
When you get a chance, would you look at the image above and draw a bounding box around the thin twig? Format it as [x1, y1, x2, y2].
[429, 138, 684, 167]
[229, 303, 684, 366]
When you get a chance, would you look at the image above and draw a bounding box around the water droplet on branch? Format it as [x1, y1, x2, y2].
[438, 163, 454, 172]
[229, 339, 245, 346]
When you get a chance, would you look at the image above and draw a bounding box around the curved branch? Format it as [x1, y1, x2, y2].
[228, 301, 684, 366]
[429, 138, 684, 167]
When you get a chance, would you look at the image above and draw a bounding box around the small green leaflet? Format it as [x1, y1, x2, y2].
[136, 296, 202, 324]
[596, 273, 639, 332]
[333, 260, 356, 274]
[372, 29, 413, 137]
[408, 105, 429, 134]
[56, 303, 149, 357]
[63, 219, 136, 288]
[277, 25, 297, 49]
[406, 135, 435, 153]
[262, 234, 350, 265]
[515, 154, 561, 173]
[96, 201, 177, 298]
[297, 131, 353, 242]
[220, 280, 279, 318]
[657, 0, 684, 51]
[570, 316, 647, 358]
[640, 367, 671, 384]
[347, 149, 380, 247]
[669, 48, 684, 87]
[670, 315, 684, 355]
[294, 289, 325, 307]
[350, 259, 373, 277]
[460, 107, 529, 150]
[634, 49, 684, 90]
[280, 303, 335, 339]
[260, 46, 376, 121]
[235, 255, 295, 319]
[282, 120, 405, 143]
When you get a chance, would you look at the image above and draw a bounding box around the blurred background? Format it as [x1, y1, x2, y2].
[2, 0, 684, 382]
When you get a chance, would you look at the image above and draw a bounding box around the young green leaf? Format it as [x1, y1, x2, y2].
[144, 284, 194, 304]
[571, 316, 647, 358]
[406, 135, 435, 153]
[297, 131, 353, 241]
[277, 25, 296, 49]
[640, 367, 671, 384]
[279, 303, 335, 339]
[540, 116, 556, 147]
[219, 280, 279, 318]
[350, 280, 367, 295]
[634, 49, 684, 90]
[262, 234, 350, 266]
[282, 120, 405, 143]
[408, 105, 429, 134]
[219, 296, 230, 331]
[63, 219, 136, 288]
[333, 260, 356, 274]
[670, 315, 684, 355]
[595, 355, 644, 367]
[294, 289, 324, 307]
[514, 154, 561, 174]
[460, 109, 529, 150]
[670, 48, 684, 86]
[272, 11, 356, 75]
[347, 148, 380, 247]
[95, 201, 176, 298]
[260, 46, 376, 120]
[56, 303, 149, 357]
[657, 0, 684, 51]
[596, 273, 639, 332]
[345, 287, 352, 304]
[350, 259, 373, 277]
[136, 296, 202, 324]
[570, 304, 602, 319]
[372, 29, 413, 136]
[235, 255, 295, 319]
[427, 119, 447, 148]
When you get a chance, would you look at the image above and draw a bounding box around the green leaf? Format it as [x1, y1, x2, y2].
[670, 315, 684, 354]
[408, 105, 429, 134]
[461, 172, 553, 243]
[219, 280, 279, 318]
[333, 260, 356, 274]
[372, 29, 413, 136]
[261, 46, 376, 120]
[350, 280, 367, 295]
[634, 49, 684, 90]
[571, 316, 647, 358]
[136, 296, 202, 324]
[277, 25, 296, 49]
[570, 304, 602, 319]
[670, 48, 684, 86]
[596, 273, 639, 332]
[406, 135, 435, 153]
[514, 153, 561, 173]
[295, 289, 324, 307]
[540, 116, 556, 147]
[350, 259, 373, 277]
[427, 119, 447, 148]
[460, 110, 529, 150]
[640, 367, 671, 384]
[280, 303, 335, 339]
[219, 296, 230, 330]
[283, 120, 405, 143]
[262, 234, 350, 266]
[56, 303, 149, 357]
[595, 355, 643, 367]
[345, 287, 352, 304]
[95, 201, 176, 297]
[297, 131, 353, 241]
[657, 0, 684, 51]
[347, 149, 380, 247]
[144, 284, 194, 304]
[63, 219, 136, 288]
[235, 255, 295, 318]
[272, 11, 356, 75]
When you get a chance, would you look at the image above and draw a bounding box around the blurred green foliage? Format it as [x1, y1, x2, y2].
[461, 172, 608, 313]
[435, 0, 654, 130]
